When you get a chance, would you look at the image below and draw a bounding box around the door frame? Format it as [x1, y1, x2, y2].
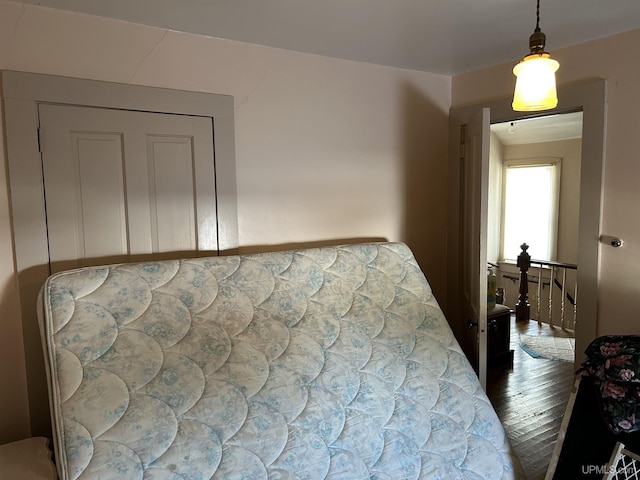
[1, 70, 239, 437]
[448, 79, 607, 368]
[458, 108, 491, 387]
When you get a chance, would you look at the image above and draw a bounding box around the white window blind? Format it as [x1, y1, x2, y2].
[501, 160, 560, 261]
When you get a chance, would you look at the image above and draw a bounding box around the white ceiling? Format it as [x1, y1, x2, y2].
[10, 0, 640, 75]
[492, 112, 583, 145]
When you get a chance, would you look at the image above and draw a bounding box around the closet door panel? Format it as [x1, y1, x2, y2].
[146, 135, 196, 253]
[70, 132, 128, 259]
[38, 103, 217, 273]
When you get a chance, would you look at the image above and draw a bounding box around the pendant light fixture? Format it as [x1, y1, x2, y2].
[512, 0, 559, 111]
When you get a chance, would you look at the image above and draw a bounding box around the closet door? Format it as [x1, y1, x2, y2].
[39, 103, 217, 273]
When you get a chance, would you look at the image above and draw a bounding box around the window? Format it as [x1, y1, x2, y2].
[501, 158, 561, 261]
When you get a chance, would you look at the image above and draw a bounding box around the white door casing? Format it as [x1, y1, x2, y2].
[2, 70, 237, 438]
[460, 108, 490, 388]
[448, 80, 606, 387]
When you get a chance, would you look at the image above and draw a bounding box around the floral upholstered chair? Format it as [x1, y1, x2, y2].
[579, 335, 640, 434]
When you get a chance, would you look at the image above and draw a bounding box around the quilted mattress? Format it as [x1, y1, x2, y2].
[39, 242, 524, 479]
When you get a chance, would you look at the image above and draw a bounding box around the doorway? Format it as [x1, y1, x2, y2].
[449, 80, 607, 479]
[486, 113, 583, 479]
[489, 112, 583, 334]
[2, 70, 239, 438]
[447, 79, 606, 376]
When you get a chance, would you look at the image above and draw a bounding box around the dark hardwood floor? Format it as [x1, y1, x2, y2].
[486, 316, 576, 480]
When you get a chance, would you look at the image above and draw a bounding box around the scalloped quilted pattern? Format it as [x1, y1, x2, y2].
[40, 242, 524, 479]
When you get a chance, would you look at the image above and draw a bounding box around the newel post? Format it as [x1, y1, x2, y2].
[516, 243, 531, 322]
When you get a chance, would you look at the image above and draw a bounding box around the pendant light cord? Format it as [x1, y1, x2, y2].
[529, 0, 545, 52]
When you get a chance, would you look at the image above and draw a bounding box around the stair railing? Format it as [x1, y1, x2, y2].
[515, 243, 577, 331]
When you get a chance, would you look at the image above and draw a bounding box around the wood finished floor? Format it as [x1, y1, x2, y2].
[486, 316, 576, 480]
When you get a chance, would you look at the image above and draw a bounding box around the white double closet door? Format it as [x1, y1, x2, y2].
[39, 103, 218, 274]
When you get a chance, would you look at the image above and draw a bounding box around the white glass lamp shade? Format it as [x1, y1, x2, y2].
[512, 53, 560, 111]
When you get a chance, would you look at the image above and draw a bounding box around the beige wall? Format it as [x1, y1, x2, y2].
[0, 1, 450, 442]
[454, 29, 640, 337]
[487, 131, 504, 265]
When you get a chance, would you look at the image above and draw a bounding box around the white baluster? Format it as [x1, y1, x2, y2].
[548, 265, 555, 328]
[537, 265, 542, 326]
[572, 281, 577, 331]
[560, 268, 567, 330]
